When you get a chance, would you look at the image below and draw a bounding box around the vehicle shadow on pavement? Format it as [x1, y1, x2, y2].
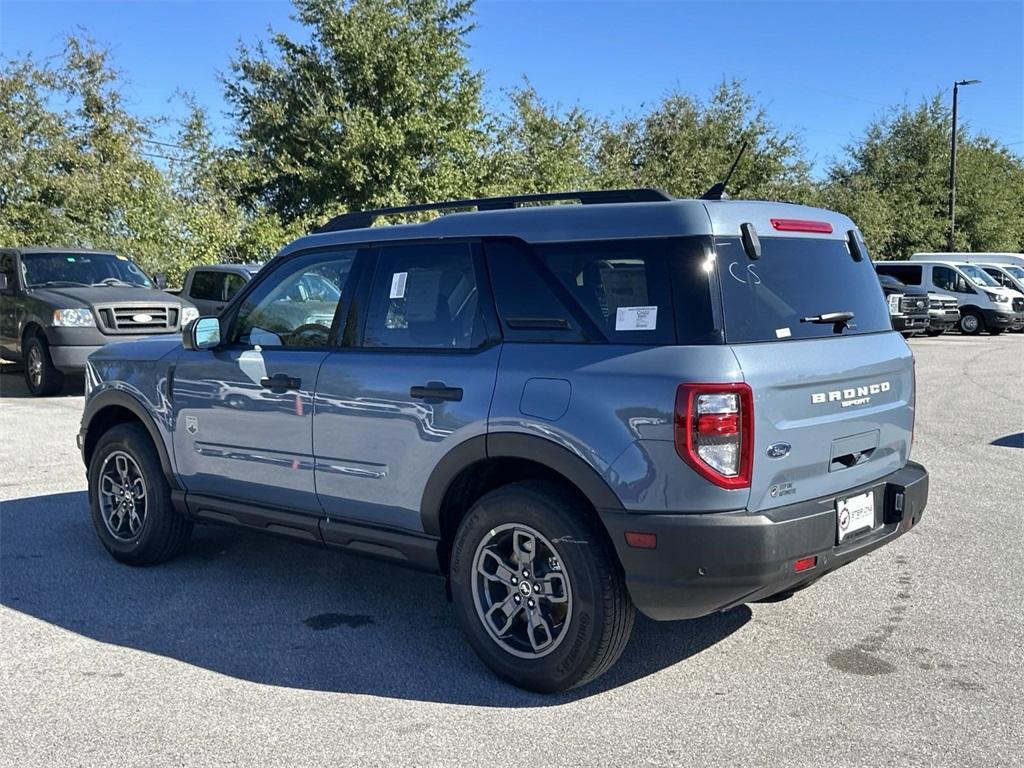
[0, 491, 750, 706]
[0, 367, 85, 398]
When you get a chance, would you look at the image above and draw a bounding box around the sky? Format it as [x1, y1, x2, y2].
[1, 0, 1022, 176]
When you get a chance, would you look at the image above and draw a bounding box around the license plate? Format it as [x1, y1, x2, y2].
[837, 491, 875, 543]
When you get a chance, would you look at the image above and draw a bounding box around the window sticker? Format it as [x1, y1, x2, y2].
[615, 305, 657, 331]
[775, 327, 792, 339]
[390, 271, 408, 299]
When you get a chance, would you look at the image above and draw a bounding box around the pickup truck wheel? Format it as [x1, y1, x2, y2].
[23, 335, 64, 396]
[450, 481, 635, 693]
[959, 310, 983, 335]
[88, 423, 191, 565]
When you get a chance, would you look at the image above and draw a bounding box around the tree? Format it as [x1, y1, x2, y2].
[480, 83, 599, 195]
[0, 36, 177, 264]
[225, 0, 486, 223]
[821, 95, 1024, 259]
[595, 81, 814, 202]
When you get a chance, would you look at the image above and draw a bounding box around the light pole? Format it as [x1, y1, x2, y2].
[948, 79, 980, 251]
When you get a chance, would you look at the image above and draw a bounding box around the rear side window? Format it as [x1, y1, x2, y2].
[715, 236, 891, 343]
[363, 243, 487, 349]
[876, 263, 922, 285]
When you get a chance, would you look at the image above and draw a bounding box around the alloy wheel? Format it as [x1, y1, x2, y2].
[471, 523, 573, 659]
[98, 451, 148, 542]
[27, 345, 43, 388]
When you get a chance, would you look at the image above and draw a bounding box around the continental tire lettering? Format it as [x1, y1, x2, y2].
[555, 612, 591, 675]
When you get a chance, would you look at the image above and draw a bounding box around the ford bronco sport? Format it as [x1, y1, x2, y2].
[78, 189, 928, 692]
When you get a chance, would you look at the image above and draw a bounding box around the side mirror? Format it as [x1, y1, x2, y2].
[183, 316, 222, 351]
[0, 274, 8, 292]
[153, 272, 168, 290]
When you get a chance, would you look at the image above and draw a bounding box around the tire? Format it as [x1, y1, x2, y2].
[23, 335, 64, 396]
[450, 480, 635, 693]
[87, 423, 191, 565]
[959, 310, 984, 335]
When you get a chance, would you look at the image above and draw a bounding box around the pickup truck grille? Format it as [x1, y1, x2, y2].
[1013, 297, 1024, 312]
[899, 296, 928, 314]
[95, 304, 179, 335]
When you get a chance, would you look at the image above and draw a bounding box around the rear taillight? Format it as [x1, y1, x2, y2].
[909, 357, 916, 459]
[770, 218, 834, 234]
[674, 383, 754, 489]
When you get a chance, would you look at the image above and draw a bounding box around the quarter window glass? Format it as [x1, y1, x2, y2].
[223, 273, 247, 299]
[233, 251, 354, 347]
[533, 239, 678, 345]
[364, 243, 484, 349]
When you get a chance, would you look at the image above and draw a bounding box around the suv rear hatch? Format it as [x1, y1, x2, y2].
[707, 205, 914, 512]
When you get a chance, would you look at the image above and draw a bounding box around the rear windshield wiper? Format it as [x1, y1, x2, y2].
[801, 311, 855, 332]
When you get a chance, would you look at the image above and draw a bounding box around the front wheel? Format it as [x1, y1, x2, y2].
[959, 310, 984, 335]
[23, 335, 64, 396]
[88, 423, 192, 565]
[450, 481, 635, 693]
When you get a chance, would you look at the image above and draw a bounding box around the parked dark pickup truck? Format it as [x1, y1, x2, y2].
[0, 247, 197, 396]
[878, 273, 930, 337]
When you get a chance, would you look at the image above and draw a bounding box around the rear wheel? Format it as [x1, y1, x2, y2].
[450, 481, 634, 693]
[959, 310, 984, 335]
[88, 423, 191, 565]
[23, 335, 64, 396]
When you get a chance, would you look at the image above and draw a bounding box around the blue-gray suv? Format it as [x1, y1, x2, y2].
[78, 189, 929, 692]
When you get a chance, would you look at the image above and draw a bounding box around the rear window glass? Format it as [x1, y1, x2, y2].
[715, 236, 891, 343]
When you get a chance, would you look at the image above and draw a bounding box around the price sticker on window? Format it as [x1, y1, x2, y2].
[615, 306, 658, 331]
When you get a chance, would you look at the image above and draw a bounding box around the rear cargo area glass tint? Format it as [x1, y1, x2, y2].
[715, 236, 891, 343]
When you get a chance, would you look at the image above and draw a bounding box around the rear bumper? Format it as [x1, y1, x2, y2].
[599, 461, 928, 621]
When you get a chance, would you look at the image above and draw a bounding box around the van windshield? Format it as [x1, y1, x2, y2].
[715, 236, 891, 343]
[959, 264, 1000, 287]
[1003, 265, 1024, 281]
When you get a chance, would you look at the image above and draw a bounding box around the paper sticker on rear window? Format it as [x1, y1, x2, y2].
[775, 327, 792, 339]
[389, 271, 408, 299]
[615, 306, 657, 331]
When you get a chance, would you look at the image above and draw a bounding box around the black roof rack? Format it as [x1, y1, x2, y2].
[316, 188, 674, 233]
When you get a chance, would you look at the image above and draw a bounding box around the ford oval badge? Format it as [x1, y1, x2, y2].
[132, 313, 154, 324]
[767, 442, 791, 458]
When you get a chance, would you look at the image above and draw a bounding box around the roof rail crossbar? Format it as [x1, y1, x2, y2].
[316, 188, 673, 233]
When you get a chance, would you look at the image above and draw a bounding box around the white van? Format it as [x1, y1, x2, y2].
[912, 252, 1024, 270]
[878, 259, 1024, 335]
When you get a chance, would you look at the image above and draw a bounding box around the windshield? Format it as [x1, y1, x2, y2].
[22, 252, 154, 288]
[715, 236, 891, 343]
[1002, 265, 1024, 281]
[959, 264, 999, 287]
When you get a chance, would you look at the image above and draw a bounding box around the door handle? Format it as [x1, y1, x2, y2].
[410, 383, 463, 402]
[260, 373, 302, 391]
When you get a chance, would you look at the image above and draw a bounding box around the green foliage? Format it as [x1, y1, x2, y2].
[225, 0, 485, 222]
[3, 7, 1022, 283]
[595, 81, 815, 202]
[820, 96, 1024, 259]
[0, 37, 297, 285]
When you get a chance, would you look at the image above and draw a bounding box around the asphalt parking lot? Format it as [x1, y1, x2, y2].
[1, 334, 1022, 768]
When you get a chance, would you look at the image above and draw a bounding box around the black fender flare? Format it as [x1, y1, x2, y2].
[81, 389, 178, 488]
[420, 432, 624, 538]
